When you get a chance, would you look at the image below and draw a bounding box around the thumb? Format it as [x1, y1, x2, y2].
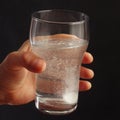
[1, 51, 46, 73]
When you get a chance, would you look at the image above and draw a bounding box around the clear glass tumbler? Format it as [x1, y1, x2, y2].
[29, 9, 89, 115]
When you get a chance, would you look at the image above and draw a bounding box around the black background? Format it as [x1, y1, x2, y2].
[0, 0, 119, 120]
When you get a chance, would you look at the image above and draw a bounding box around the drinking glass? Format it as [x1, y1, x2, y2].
[29, 9, 89, 115]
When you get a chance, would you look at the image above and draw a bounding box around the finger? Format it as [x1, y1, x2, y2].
[1, 51, 46, 73]
[79, 80, 92, 91]
[18, 41, 46, 72]
[80, 66, 94, 79]
[21, 51, 46, 72]
[82, 52, 93, 64]
[18, 40, 31, 52]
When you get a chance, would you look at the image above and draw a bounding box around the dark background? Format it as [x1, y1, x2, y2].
[0, 0, 119, 120]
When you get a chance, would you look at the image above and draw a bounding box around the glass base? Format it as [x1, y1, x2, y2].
[35, 99, 77, 115]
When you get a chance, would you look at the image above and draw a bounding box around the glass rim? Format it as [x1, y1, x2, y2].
[31, 9, 89, 25]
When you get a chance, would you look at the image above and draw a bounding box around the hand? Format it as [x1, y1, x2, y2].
[0, 40, 94, 105]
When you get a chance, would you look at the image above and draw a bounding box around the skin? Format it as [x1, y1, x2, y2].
[0, 40, 94, 105]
